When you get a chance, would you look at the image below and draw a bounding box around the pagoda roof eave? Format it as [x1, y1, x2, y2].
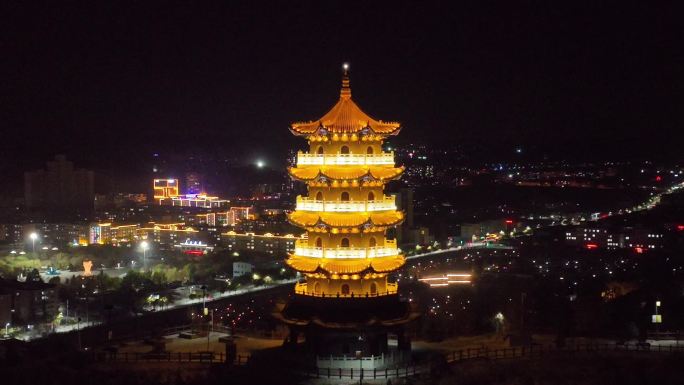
[289, 123, 401, 137]
[287, 211, 405, 230]
[288, 166, 405, 182]
[289, 92, 401, 135]
[286, 255, 406, 275]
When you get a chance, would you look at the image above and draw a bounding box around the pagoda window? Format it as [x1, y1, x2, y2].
[315, 191, 323, 201]
[340, 145, 350, 154]
[370, 282, 377, 295]
[315, 237, 323, 248]
[314, 282, 321, 294]
[340, 191, 350, 201]
[369, 237, 377, 247]
[316, 145, 324, 155]
[340, 238, 350, 248]
[366, 146, 374, 154]
[367, 191, 375, 201]
[341, 284, 350, 295]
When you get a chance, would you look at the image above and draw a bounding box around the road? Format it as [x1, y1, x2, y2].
[406, 242, 513, 261]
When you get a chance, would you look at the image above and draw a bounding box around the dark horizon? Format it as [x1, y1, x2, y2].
[2, 2, 682, 180]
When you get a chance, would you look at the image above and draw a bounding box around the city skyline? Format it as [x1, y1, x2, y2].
[2, 3, 684, 383]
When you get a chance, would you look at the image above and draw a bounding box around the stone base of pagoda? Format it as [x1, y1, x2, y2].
[273, 293, 418, 371]
[316, 348, 410, 370]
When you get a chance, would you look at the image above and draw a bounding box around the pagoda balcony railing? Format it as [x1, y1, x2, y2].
[294, 282, 398, 298]
[296, 196, 396, 212]
[296, 239, 397, 249]
[296, 151, 394, 166]
[294, 244, 400, 259]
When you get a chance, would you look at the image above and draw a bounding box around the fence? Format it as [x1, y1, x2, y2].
[317, 350, 408, 369]
[304, 365, 421, 380]
[445, 342, 684, 363]
[302, 343, 684, 380]
[94, 351, 250, 365]
[93, 343, 684, 379]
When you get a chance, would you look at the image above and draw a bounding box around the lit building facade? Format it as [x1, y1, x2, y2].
[565, 226, 666, 251]
[164, 194, 229, 208]
[190, 206, 254, 228]
[89, 223, 140, 245]
[222, 231, 297, 255]
[232, 261, 254, 278]
[194, 212, 233, 227]
[137, 222, 206, 248]
[275, 66, 417, 367]
[153, 179, 179, 200]
[153, 178, 229, 208]
[2, 223, 88, 246]
[230, 206, 254, 222]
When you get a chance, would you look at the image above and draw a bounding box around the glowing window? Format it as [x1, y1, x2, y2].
[340, 238, 350, 248]
[370, 282, 377, 295]
[367, 146, 374, 154]
[341, 284, 350, 295]
[315, 191, 323, 201]
[340, 146, 350, 154]
[341, 191, 350, 201]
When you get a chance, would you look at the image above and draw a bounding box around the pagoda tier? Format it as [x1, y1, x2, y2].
[289, 71, 400, 137]
[284, 66, 407, 300]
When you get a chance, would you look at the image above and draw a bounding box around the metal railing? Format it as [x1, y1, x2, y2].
[294, 282, 398, 298]
[304, 343, 684, 380]
[295, 196, 396, 212]
[92, 341, 684, 377]
[293, 242, 401, 259]
[93, 351, 250, 365]
[445, 342, 684, 363]
[297, 151, 394, 166]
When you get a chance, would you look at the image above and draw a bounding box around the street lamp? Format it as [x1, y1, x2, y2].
[140, 241, 149, 271]
[495, 312, 505, 335]
[30, 232, 38, 253]
[653, 300, 663, 331]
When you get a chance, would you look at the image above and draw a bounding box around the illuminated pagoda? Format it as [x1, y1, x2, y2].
[275, 64, 418, 369]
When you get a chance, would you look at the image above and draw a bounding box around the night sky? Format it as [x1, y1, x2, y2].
[1, 2, 682, 179]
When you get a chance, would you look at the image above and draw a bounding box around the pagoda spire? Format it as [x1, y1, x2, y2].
[340, 63, 351, 99]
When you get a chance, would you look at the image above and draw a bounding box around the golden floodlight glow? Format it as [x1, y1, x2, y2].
[285, 66, 405, 297]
